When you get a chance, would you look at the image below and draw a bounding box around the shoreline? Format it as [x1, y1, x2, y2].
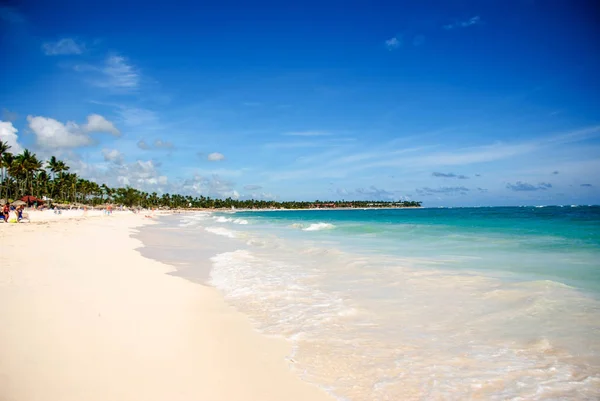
[0, 214, 334, 401]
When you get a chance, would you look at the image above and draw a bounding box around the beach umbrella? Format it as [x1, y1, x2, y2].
[12, 200, 26, 206]
[21, 195, 44, 205]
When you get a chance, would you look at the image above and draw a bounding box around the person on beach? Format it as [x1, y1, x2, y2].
[2, 203, 9, 222]
[16, 205, 28, 223]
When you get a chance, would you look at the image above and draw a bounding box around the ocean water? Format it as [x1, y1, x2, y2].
[150, 207, 600, 400]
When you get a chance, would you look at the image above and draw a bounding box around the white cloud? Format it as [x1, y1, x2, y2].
[137, 138, 174, 150]
[83, 114, 120, 136]
[385, 37, 401, 50]
[443, 16, 481, 30]
[59, 156, 173, 194]
[27, 116, 91, 148]
[42, 38, 84, 55]
[0, 120, 23, 154]
[102, 148, 124, 165]
[178, 174, 239, 198]
[112, 160, 167, 189]
[153, 139, 173, 149]
[131, 160, 158, 179]
[207, 152, 225, 161]
[27, 114, 120, 149]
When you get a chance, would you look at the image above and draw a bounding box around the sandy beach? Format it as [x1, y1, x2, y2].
[0, 213, 334, 401]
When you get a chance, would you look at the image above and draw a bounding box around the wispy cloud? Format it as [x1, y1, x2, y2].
[137, 140, 150, 150]
[244, 184, 262, 190]
[102, 55, 139, 89]
[153, 139, 173, 149]
[264, 125, 600, 184]
[416, 187, 470, 196]
[506, 182, 552, 191]
[401, 125, 600, 167]
[42, 38, 84, 55]
[337, 185, 397, 200]
[207, 152, 225, 161]
[385, 37, 401, 50]
[432, 172, 469, 179]
[117, 107, 157, 126]
[137, 138, 173, 150]
[265, 135, 354, 150]
[443, 16, 481, 30]
[76, 54, 139, 91]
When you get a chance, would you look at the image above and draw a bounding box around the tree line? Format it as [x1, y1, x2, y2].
[0, 141, 422, 209]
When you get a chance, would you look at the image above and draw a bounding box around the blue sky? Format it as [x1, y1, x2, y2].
[1, 0, 599, 206]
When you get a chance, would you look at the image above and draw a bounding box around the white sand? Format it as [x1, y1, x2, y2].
[0, 214, 334, 401]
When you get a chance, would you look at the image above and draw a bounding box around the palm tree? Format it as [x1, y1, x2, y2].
[1, 152, 14, 200]
[0, 141, 11, 200]
[9, 153, 27, 197]
[27, 152, 43, 196]
[47, 156, 59, 180]
[35, 170, 49, 199]
[14, 150, 42, 197]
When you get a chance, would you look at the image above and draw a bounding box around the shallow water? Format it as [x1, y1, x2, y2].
[141, 207, 600, 400]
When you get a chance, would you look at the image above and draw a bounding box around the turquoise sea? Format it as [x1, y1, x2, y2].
[155, 206, 600, 400]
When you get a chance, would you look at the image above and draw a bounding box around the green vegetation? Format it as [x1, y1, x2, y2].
[0, 142, 421, 209]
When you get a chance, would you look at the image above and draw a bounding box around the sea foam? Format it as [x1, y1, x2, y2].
[302, 222, 335, 231]
[204, 226, 237, 238]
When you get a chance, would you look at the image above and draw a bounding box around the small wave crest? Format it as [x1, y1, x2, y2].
[179, 212, 212, 227]
[214, 216, 249, 225]
[302, 222, 335, 231]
